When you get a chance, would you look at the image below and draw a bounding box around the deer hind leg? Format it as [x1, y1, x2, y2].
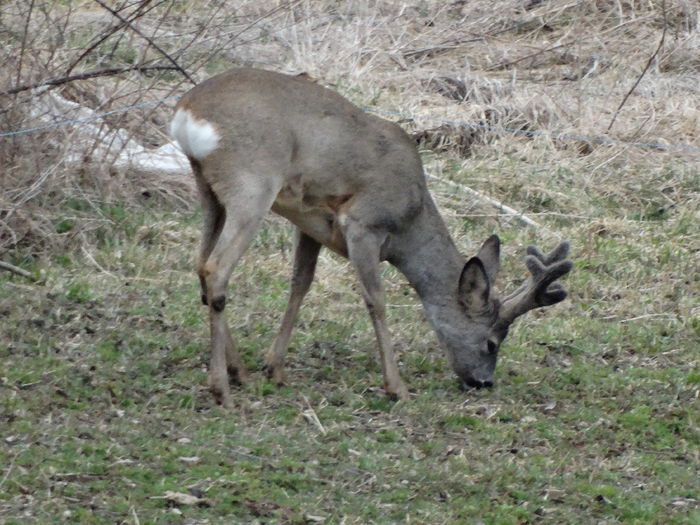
[194, 170, 225, 307]
[344, 224, 409, 401]
[200, 173, 280, 407]
[264, 230, 321, 385]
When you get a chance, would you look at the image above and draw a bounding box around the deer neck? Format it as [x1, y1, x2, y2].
[390, 197, 464, 310]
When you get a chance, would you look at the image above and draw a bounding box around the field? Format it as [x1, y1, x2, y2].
[1, 1, 698, 523]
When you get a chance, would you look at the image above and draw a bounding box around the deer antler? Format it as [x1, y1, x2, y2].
[499, 241, 573, 324]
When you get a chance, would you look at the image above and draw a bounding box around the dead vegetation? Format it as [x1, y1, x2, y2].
[0, 0, 697, 328]
[1, 1, 698, 247]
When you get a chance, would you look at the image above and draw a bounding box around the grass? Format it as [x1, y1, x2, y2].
[1, 0, 699, 523]
[1, 169, 698, 523]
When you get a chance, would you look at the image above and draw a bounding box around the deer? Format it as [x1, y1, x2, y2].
[170, 68, 573, 408]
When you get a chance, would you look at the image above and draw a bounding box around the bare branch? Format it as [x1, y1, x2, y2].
[607, 1, 667, 132]
[0, 66, 181, 97]
[64, 0, 160, 77]
[15, 0, 36, 89]
[179, 0, 303, 79]
[91, 0, 195, 85]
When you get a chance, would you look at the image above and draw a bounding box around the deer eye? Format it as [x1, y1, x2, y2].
[487, 340, 498, 355]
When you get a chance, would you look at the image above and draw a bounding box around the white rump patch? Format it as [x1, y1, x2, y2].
[170, 108, 220, 160]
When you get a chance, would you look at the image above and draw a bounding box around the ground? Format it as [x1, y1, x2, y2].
[1, 1, 698, 523]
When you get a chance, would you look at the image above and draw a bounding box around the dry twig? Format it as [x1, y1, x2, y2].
[606, 1, 668, 132]
[64, 0, 161, 77]
[0, 261, 36, 281]
[427, 175, 543, 229]
[0, 66, 180, 97]
[92, 0, 195, 84]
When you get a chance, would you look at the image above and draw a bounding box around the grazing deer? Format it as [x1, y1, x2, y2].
[170, 68, 572, 407]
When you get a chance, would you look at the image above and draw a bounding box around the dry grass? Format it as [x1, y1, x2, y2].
[1, 0, 698, 254]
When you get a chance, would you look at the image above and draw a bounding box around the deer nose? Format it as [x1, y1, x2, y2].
[461, 377, 494, 389]
[453, 363, 495, 390]
[456, 369, 494, 390]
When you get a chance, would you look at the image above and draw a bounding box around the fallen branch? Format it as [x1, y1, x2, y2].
[402, 37, 484, 61]
[427, 174, 542, 229]
[487, 11, 661, 72]
[403, 21, 542, 61]
[0, 261, 36, 281]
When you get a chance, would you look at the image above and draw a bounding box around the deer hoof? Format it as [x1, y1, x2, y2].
[386, 382, 410, 402]
[209, 384, 233, 408]
[227, 364, 249, 385]
[262, 363, 286, 386]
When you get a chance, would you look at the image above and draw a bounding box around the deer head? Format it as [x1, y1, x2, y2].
[427, 235, 573, 389]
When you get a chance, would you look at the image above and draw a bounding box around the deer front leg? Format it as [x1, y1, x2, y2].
[345, 227, 409, 401]
[264, 231, 321, 385]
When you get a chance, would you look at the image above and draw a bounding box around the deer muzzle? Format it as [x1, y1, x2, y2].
[454, 365, 495, 390]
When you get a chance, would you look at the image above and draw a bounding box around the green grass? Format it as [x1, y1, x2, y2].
[1, 169, 698, 524]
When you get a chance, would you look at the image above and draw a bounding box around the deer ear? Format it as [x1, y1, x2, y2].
[476, 234, 500, 283]
[459, 257, 491, 309]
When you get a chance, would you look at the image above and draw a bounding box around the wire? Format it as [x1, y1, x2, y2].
[0, 95, 181, 138]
